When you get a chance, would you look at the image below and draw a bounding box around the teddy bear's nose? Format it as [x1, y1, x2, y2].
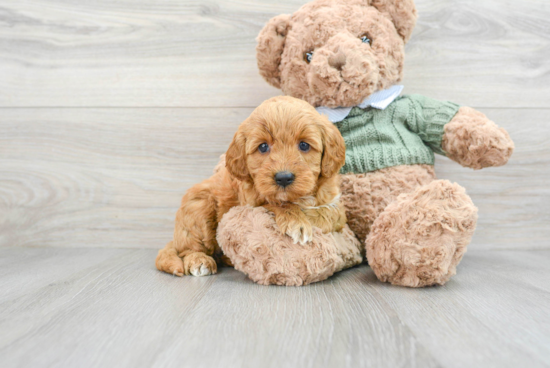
[328, 50, 347, 71]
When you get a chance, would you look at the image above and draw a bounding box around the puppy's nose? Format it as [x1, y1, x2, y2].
[274, 171, 295, 188]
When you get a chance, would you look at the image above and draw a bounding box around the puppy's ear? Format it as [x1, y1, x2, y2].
[368, 0, 417, 43]
[225, 128, 250, 181]
[318, 117, 346, 178]
[256, 14, 292, 89]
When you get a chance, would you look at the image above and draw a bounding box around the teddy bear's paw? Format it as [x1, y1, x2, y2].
[366, 180, 478, 288]
[217, 206, 363, 286]
[443, 107, 514, 170]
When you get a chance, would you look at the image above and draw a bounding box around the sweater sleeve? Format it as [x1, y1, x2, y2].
[401, 94, 461, 156]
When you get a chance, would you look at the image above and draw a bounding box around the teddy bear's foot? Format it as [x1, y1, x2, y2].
[366, 180, 478, 287]
[217, 206, 363, 286]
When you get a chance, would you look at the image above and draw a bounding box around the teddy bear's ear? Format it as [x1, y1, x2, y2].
[368, 0, 417, 43]
[256, 14, 292, 89]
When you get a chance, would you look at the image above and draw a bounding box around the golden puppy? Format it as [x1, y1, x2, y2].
[155, 96, 346, 277]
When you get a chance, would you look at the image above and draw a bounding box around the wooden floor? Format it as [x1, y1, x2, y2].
[1, 0, 550, 367]
[0, 247, 549, 368]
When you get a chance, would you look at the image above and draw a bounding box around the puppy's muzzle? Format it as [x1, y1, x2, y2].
[274, 171, 295, 188]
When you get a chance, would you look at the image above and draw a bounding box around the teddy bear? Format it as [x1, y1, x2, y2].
[217, 0, 514, 287]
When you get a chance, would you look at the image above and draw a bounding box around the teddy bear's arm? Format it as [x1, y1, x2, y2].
[403, 95, 514, 170]
[441, 107, 514, 170]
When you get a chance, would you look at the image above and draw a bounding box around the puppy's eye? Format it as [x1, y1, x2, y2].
[298, 141, 310, 152]
[360, 34, 372, 45]
[258, 143, 269, 153]
[304, 51, 314, 63]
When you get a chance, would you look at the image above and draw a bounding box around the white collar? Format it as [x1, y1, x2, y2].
[315, 85, 404, 123]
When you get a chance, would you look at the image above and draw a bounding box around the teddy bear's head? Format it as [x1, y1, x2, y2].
[256, 0, 417, 108]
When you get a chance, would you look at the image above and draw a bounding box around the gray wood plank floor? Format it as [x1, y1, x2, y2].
[0, 248, 549, 368]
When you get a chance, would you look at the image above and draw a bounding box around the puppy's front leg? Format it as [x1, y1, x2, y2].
[264, 204, 313, 245]
[156, 178, 219, 277]
[302, 203, 347, 234]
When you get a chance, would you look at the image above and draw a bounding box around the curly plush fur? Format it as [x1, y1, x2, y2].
[218, 206, 362, 286]
[340, 164, 437, 243]
[443, 107, 514, 170]
[219, 0, 515, 288]
[366, 180, 477, 287]
[257, 0, 416, 108]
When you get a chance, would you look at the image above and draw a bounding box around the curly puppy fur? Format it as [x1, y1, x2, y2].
[218, 206, 363, 286]
[156, 96, 350, 278]
[366, 180, 478, 287]
[257, 0, 417, 108]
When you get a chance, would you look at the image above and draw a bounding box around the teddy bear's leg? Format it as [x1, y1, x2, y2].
[366, 180, 478, 287]
[340, 165, 437, 243]
[217, 206, 363, 286]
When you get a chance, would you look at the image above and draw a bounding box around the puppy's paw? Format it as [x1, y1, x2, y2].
[156, 247, 184, 276]
[190, 264, 213, 277]
[267, 204, 314, 245]
[183, 253, 217, 277]
[283, 221, 313, 245]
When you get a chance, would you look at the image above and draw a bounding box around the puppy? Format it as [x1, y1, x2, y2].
[155, 96, 347, 277]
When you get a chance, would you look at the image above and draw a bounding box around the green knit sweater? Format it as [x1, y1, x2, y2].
[334, 94, 460, 174]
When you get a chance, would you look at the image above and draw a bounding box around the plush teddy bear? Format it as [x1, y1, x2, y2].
[218, 0, 514, 287]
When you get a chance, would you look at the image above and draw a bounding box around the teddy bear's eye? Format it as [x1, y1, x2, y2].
[304, 51, 314, 63]
[360, 34, 372, 45]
